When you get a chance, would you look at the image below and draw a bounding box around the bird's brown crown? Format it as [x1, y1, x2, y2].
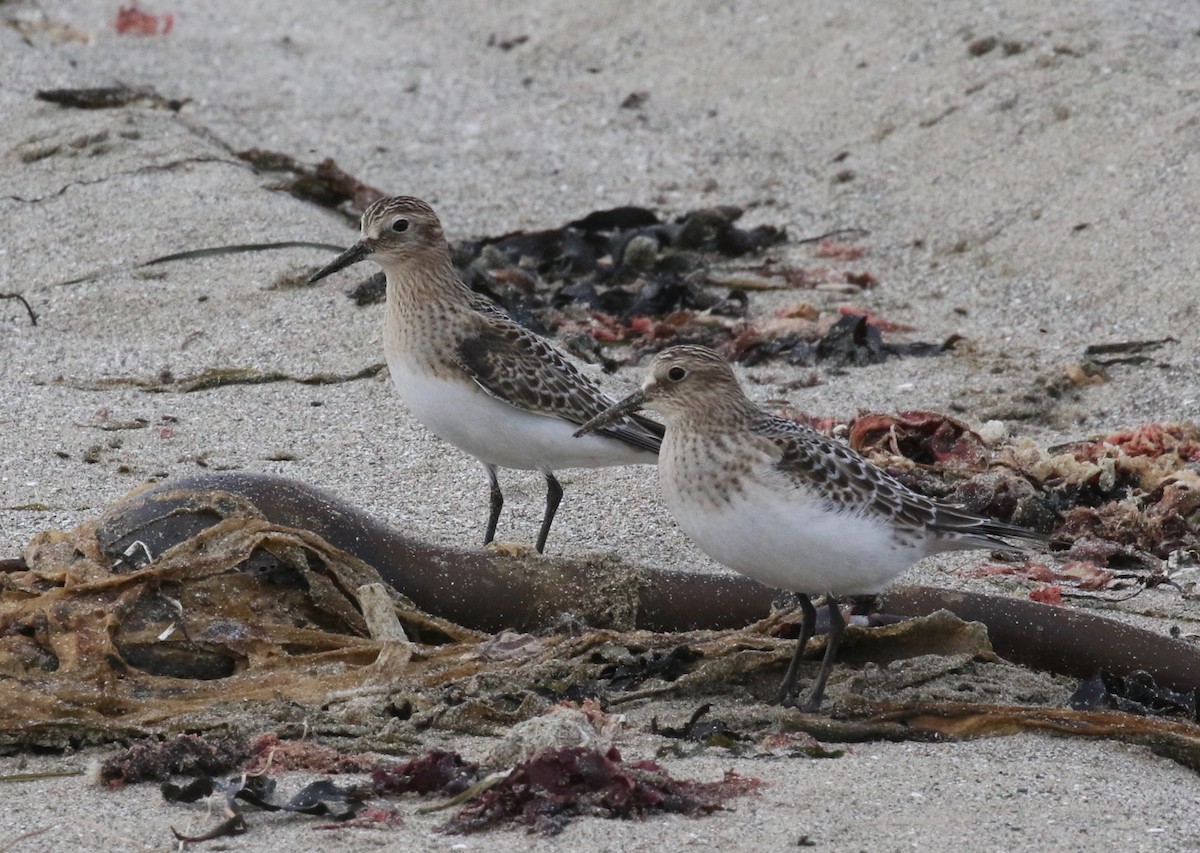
[641, 346, 752, 421]
[358, 195, 447, 259]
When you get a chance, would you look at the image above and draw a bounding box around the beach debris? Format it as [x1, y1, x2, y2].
[35, 84, 187, 111]
[731, 312, 950, 368]
[1060, 359, 1109, 388]
[112, 3, 173, 35]
[371, 750, 481, 797]
[1028, 585, 1064, 604]
[880, 587, 1200, 695]
[783, 701, 1200, 773]
[756, 730, 844, 759]
[650, 703, 748, 750]
[4, 10, 94, 44]
[1024, 424, 1200, 556]
[599, 644, 703, 691]
[315, 805, 406, 830]
[440, 746, 761, 836]
[163, 775, 368, 840]
[1070, 670, 1198, 720]
[100, 732, 389, 787]
[813, 239, 866, 260]
[99, 734, 254, 787]
[967, 36, 999, 57]
[620, 91, 649, 109]
[115, 736, 399, 839]
[478, 629, 545, 661]
[1083, 337, 1177, 367]
[0, 292, 37, 325]
[238, 149, 386, 217]
[114, 703, 1200, 841]
[846, 419, 1200, 558]
[5, 465, 1200, 773]
[330, 203, 935, 369]
[964, 559, 1113, 591]
[242, 733, 388, 775]
[1059, 422, 1200, 464]
[59, 363, 385, 392]
[848, 410, 988, 468]
[48, 241, 348, 290]
[487, 700, 626, 766]
[487, 33, 529, 51]
[140, 739, 754, 839]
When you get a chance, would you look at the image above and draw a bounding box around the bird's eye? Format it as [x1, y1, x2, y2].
[392, 218, 410, 233]
[667, 366, 687, 382]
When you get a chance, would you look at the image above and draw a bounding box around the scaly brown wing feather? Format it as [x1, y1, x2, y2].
[456, 318, 662, 455]
[753, 414, 1047, 549]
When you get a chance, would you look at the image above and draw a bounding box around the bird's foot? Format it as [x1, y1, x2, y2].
[795, 696, 826, 714]
[778, 691, 825, 713]
[483, 540, 540, 557]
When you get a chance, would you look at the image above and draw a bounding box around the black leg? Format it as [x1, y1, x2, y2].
[483, 464, 503, 546]
[535, 472, 563, 554]
[800, 595, 844, 712]
[776, 594, 817, 705]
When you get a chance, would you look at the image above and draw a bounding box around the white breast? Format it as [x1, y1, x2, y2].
[660, 440, 924, 596]
[387, 358, 655, 472]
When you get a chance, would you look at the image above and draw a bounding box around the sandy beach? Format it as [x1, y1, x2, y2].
[3, 0, 1200, 849]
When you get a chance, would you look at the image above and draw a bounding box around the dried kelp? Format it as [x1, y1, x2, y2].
[0, 292, 37, 326]
[8, 473, 1193, 715]
[88, 472, 777, 635]
[732, 312, 951, 368]
[237, 149, 387, 218]
[0, 484, 479, 748]
[35, 85, 186, 111]
[4, 481, 1018, 747]
[59, 363, 385, 393]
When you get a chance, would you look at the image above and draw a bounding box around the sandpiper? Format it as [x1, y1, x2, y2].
[576, 345, 1048, 710]
[309, 196, 662, 553]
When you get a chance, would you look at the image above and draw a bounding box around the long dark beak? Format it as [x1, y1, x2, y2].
[574, 389, 648, 437]
[308, 241, 372, 283]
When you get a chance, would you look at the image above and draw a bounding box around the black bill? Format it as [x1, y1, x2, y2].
[308, 241, 371, 283]
[574, 389, 648, 437]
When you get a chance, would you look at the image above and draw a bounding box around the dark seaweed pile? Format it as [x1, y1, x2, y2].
[344, 204, 946, 370]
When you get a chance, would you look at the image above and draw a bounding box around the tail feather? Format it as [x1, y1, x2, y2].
[934, 505, 1056, 552]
